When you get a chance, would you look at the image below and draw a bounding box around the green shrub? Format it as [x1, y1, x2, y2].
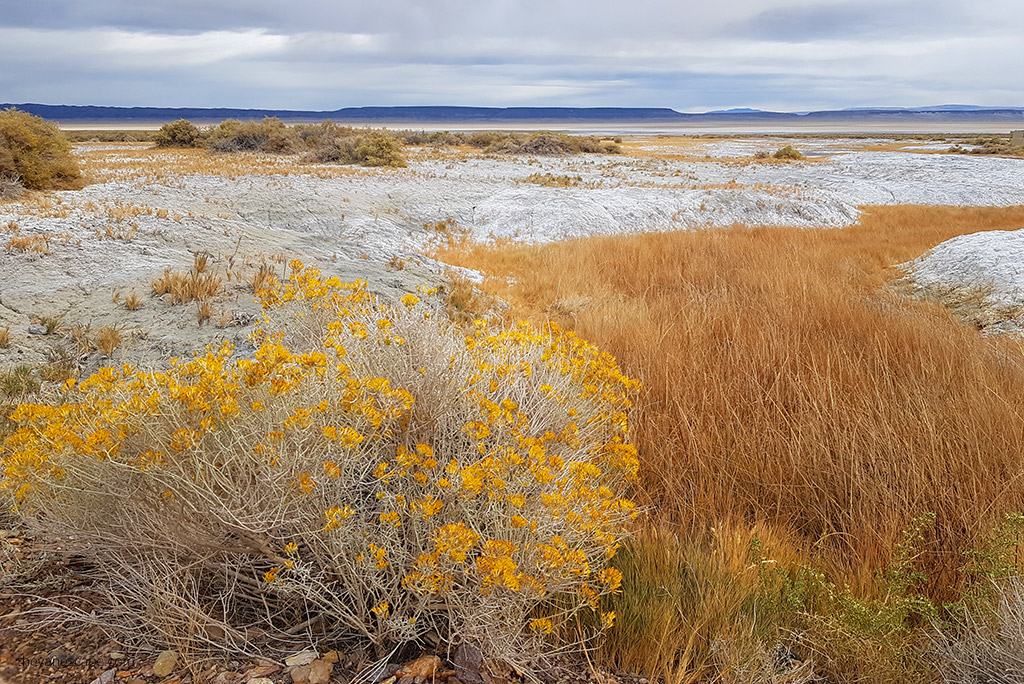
[206, 117, 302, 154]
[355, 130, 407, 167]
[1, 267, 640, 667]
[154, 119, 201, 148]
[301, 126, 408, 167]
[487, 131, 620, 156]
[773, 145, 805, 160]
[0, 109, 81, 190]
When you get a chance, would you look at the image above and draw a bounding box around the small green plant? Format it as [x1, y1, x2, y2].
[954, 513, 1024, 611]
[752, 513, 939, 682]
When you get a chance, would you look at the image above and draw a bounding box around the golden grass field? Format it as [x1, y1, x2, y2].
[436, 205, 1024, 681]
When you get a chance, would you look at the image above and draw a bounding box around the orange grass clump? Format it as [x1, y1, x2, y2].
[434, 205, 1024, 603]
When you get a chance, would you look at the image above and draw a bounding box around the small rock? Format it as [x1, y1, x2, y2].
[27, 323, 48, 335]
[243, 665, 280, 679]
[398, 677, 415, 684]
[248, 679, 275, 684]
[290, 664, 311, 683]
[395, 655, 441, 679]
[285, 649, 318, 668]
[90, 669, 117, 684]
[306, 659, 333, 684]
[108, 651, 125, 660]
[454, 645, 483, 684]
[153, 649, 179, 677]
[322, 650, 339, 664]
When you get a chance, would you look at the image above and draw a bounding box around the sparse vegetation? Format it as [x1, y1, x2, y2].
[0, 108, 81, 191]
[521, 173, 584, 188]
[486, 131, 621, 156]
[949, 135, 1024, 158]
[0, 327, 9, 348]
[301, 124, 408, 167]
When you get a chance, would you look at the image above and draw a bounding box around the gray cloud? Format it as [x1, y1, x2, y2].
[0, 0, 1021, 110]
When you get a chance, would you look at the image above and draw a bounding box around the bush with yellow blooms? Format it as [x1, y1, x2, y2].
[1, 262, 640, 667]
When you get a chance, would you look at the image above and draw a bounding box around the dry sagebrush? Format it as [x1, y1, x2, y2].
[1, 263, 640, 666]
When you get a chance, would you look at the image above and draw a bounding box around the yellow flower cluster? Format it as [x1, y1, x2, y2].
[0, 263, 640, 652]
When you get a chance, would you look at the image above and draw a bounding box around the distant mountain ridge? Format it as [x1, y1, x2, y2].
[3, 103, 1024, 125]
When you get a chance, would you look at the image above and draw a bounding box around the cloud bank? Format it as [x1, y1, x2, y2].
[0, 0, 1020, 110]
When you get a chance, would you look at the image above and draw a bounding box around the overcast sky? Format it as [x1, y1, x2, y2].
[1, 0, 1021, 112]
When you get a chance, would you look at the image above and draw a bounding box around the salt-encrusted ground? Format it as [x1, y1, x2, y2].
[2, 137, 1023, 368]
[900, 230, 1024, 335]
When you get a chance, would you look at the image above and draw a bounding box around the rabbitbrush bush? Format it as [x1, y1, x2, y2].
[0, 108, 80, 191]
[1, 263, 640, 665]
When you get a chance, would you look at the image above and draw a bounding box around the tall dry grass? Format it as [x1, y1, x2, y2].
[434, 206, 1024, 605]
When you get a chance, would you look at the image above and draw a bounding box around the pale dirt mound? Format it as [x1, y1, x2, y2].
[901, 229, 1024, 335]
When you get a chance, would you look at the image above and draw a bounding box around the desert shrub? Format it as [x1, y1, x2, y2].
[466, 130, 507, 148]
[355, 131, 408, 167]
[773, 145, 804, 160]
[302, 127, 408, 167]
[0, 109, 81, 190]
[487, 132, 620, 156]
[64, 129, 156, 143]
[154, 119, 201, 148]
[1, 265, 639, 666]
[949, 136, 1024, 158]
[206, 117, 302, 154]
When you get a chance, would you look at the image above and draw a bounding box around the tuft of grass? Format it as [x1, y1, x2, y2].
[193, 251, 211, 273]
[521, 173, 584, 188]
[443, 272, 492, 325]
[249, 263, 277, 293]
[94, 325, 121, 356]
[152, 268, 222, 304]
[196, 300, 213, 326]
[0, 365, 40, 397]
[123, 292, 144, 311]
[37, 315, 62, 335]
[0, 327, 9, 348]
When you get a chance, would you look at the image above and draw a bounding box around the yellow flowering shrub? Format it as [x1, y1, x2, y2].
[0, 264, 640, 665]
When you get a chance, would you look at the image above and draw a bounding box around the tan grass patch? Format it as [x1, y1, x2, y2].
[433, 205, 1024, 605]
